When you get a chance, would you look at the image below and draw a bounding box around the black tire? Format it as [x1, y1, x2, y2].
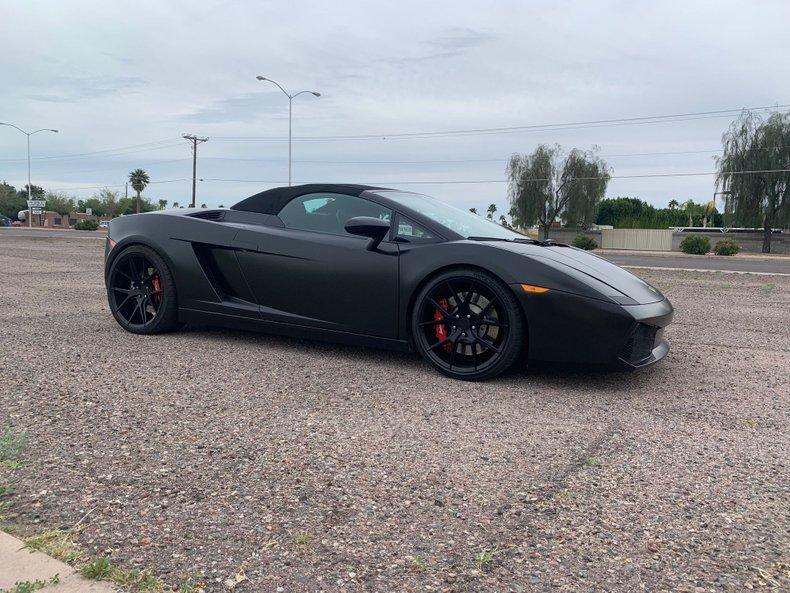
[106, 245, 180, 334]
[411, 268, 525, 380]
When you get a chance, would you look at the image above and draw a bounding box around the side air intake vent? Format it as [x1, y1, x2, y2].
[189, 210, 225, 221]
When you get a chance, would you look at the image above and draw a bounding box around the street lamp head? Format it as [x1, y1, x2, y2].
[256, 75, 267, 81]
[50, 129, 59, 133]
[311, 92, 321, 97]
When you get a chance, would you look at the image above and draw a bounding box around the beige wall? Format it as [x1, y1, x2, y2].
[601, 229, 673, 251]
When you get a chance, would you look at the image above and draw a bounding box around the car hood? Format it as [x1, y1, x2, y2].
[495, 242, 665, 305]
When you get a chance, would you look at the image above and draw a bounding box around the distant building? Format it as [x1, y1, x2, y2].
[22, 210, 102, 228]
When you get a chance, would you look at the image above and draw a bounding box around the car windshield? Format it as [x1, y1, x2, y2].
[376, 190, 524, 240]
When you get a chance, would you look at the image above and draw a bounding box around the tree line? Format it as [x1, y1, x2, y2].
[501, 110, 788, 251]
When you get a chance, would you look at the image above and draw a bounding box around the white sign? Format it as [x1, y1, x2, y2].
[31, 207, 43, 215]
[27, 199, 46, 208]
[85, 208, 92, 215]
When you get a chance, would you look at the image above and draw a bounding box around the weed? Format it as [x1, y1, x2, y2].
[763, 283, 776, 291]
[80, 556, 112, 580]
[80, 556, 164, 592]
[411, 555, 428, 573]
[0, 426, 26, 467]
[294, 532, 311, 545]
[475, 549, 495, 571]
[178, 577, 205, 593]
[24, 530, 84, 565]
[0, 574, 59, 593]
[583, 456, 600, 467]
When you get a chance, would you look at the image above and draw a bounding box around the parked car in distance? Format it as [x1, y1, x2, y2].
[99, 220, 110, 229]
[0, 214, 12, 227]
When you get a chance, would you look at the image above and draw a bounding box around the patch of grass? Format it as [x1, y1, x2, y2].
[763, 282, 776, 292]
[24, 530, 84, 565]
[475, 549, 495, 572]
[80, 556, 113, 580]
[81, 556, 164, 592]
[583, 456, 600, 467]
[0, 574, 59, 593]
[177, 578, 205, 593]
[411, 555, 428, 573]
[0, 426, 27, 468]
[293, 532, 311, 545]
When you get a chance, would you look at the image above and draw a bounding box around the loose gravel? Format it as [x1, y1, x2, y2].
[0, 237, 788, 592]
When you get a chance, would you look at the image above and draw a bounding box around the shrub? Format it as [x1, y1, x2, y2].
[679, 234, 710, 255]
[572, 233, 598, 250]
[714, 238, 740, 256]
[73, 219, 99, 231]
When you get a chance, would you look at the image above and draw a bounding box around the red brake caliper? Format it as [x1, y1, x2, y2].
[434, 298, 452, 352]
[151, 274, 162, 304]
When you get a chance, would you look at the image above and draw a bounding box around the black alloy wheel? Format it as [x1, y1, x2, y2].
[411, 269, 525, 380]
[107, 245, 179, 334]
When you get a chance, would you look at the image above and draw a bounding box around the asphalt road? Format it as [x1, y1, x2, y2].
[1, 236, 788, 593]
[599, 252, 790, 274]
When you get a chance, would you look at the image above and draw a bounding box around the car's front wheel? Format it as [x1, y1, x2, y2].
[106, 245, 180, 334]
[411, 268, 525, 380]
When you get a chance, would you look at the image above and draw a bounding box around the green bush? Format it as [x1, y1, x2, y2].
[73, 219, 99, 231]
[572, 233, 598, 250]
[679, 234, 710, 255]
[714, 238, 740, 256]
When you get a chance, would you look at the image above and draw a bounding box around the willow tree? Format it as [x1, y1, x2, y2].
[507, 144, 610, 238]
[717, 111, 789, 252]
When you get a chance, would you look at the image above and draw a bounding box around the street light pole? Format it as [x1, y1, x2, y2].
[255, 76, 320, 186]
[0, 122, 59, 227]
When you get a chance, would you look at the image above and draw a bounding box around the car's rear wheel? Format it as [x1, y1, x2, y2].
[411, 269, 525, 380]
[107, 245, 180, 334]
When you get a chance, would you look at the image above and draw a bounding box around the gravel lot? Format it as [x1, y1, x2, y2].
[1, 237, 788, 593]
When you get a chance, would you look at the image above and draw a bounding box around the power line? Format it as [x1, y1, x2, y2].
[47, 178, 190, 191]
[193, 148, 728, 166]
[211, 104, 789, 142]
[0, 138, 184, 163]
[197, 168, 790, 185]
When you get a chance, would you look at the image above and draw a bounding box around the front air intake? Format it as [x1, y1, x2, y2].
[619, 323, 658, 364]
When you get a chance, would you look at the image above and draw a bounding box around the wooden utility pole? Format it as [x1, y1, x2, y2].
[182, 134, 208, 208]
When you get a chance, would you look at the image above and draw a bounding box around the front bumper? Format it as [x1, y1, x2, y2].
[511, 285, 673, 368]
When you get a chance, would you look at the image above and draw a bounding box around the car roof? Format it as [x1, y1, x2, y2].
[230, 183, 391, 215]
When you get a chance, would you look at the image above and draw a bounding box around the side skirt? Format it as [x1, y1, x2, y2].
[178, 307, 412, 352]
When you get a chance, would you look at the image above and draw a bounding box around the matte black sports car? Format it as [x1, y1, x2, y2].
[104, 184, 673, 380]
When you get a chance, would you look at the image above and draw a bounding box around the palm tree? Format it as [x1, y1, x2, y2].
[200, 203, 207, 208]
[683, 199, 696, 227]
[128, 169, 150, 214]
[158, 199, 168, 210]
[486, 203, 497, 220]
[469, 207, 478, 214]
[668, 199, 679, 210]
[172, 201, 179, 208]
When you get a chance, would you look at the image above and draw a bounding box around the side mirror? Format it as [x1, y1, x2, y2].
[344, 216, 391, 251]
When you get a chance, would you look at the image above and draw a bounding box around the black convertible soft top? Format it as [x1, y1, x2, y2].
[230, 184, 387, 215]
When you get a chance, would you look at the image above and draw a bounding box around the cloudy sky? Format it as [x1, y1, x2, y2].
[1, 0, 789, 213]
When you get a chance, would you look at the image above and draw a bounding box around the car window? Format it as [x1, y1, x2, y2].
[278, 193, 392, 237]
[395, 216, 436, 243]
